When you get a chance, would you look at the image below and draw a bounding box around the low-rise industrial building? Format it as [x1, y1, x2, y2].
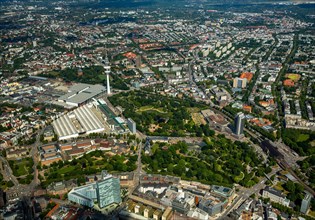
[57, 83, 106, 107]
[52, 105, 105, 140]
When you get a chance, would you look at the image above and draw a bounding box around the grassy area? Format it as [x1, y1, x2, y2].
[9, 158, 33, 177]
[187, 107, 201, 113]
[137, 105, 167, 114]
[0, 173, 13, 189]
[274, 181, 285, 191]
[308, 210, 315, 218]
[297, 134, 309, 142]
[58, 166, 76, 175]
[191, 113, 207, 125]
[108, 91, 208, 136]
[285, 73, 300, 81]
[151, 143, 159, 154]
[98, 74, 106, 80]
[234, 171, 244, 183]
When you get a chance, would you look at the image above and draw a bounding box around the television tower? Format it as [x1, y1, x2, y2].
[104, 56, 111, 95]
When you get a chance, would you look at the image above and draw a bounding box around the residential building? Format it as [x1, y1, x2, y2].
[233, 77, 247, 88]
[171, 193, 194, 214]
[240, 72, 253, 82]
[162, 207, 173, 220]
[6, 147, 28, 159]
[187, 208, 209, 220]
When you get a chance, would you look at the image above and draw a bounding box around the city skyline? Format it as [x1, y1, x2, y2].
[0, 0, 314, 219]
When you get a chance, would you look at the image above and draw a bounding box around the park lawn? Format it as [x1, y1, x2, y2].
[191, 113, 207, 125]
[308, 210, 315, 218]
[297, 134, 309, 142]
[187, 107, 200, 113]
[16, 163, 28, 176]
[11, 158, 32, 177]
[274, 182, 284, 191]
[98, 74, 106, 80]
[137, 105, 167, 114]
[286, 73, 300, 81]
[234, 171, 244, 183]
[58, 166, 76, 175]
[151, 143, 159, 154]
[204, 137, 213, 146]
[48, 71, 60, 77]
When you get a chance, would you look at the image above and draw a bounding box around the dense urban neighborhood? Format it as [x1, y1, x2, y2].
[0, 0, 315, 219]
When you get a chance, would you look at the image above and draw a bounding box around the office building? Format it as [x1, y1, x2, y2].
[300, 193, 312, 214]
[127, 118, 137, 134]
[171, 193, 194, 214]
[198, 195, 227, 216]
[68, 183, 96, 208]
[233, 78, 247, 88]
[211, 185, 234, 202]
[97, 172, 121, 208]
[68, 171, 121, 208]
[234, 112, 245, 135]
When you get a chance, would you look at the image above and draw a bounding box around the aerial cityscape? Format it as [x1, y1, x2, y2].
[0, 0, 314, 219]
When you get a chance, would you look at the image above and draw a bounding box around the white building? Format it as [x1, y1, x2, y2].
[262, 186, 290, 207]
[52, 105, 104, 140]
[58, 83, 106, 107]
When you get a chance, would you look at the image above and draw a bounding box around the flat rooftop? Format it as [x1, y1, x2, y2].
[52, 105, 105, 140]
[58, 83, 106, 105]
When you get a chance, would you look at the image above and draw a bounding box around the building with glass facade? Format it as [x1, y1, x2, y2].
[97, 174, 122, 208]
[68, 171, 121, 208]
[127, 118, 136, 134]
[300, 193, 312, 214]
[234, 112, 245, 135]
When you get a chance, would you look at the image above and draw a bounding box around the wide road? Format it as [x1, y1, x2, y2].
[0, 156, 19, 186]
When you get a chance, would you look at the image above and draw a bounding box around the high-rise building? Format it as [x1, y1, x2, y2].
[300, 193, 312, 214]
[97, 171, 121, 208]
[135, 55, 141, 68]
[234, 112, 245, 135]
[233, 78, 247, 88]
[68, 171, 121, 208]
[127, 118, 136, 134]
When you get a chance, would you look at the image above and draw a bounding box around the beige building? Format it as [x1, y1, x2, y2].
[262, 186, 290, 207]
[233, 77, 247, 88]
